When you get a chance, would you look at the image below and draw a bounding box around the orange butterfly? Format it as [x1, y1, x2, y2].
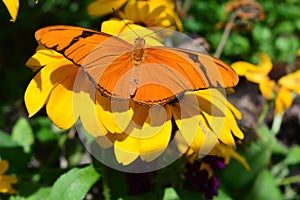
[35, 25, 238, 105]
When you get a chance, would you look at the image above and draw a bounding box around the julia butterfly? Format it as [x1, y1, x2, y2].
[35, 25, 238, 105]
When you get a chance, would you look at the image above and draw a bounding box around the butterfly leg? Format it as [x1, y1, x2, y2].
[129, 65, 140, 96]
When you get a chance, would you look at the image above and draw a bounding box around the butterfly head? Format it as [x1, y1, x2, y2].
[133, 37, 146, 48]
[132, 37, 146, 65]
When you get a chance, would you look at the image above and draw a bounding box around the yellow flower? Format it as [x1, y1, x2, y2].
[0, 160, 18, 194]
[87, 0, 128, 16]
[274, 87, 293, 115]
[2, 0, 19, 22]
[92, 89, 244, 165]
[87, 0, 183, 31]
[231, 54, 276, 100]
[176, 95, 248, 171]
[275, 70, 300, 114]
[278, 70, 300, 96]
[100, 19, 162, 46]
[25, 45, 79, 129]
[232, 53, 300, 115]
[25, 23, 242, 165]
[231, 53, 272, 84]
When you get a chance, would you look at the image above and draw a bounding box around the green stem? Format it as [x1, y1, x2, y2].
[271, 112, 284, 135]
[102, 166, 111, 200]
[278, 175, 300, 186]
[258, 103, 269, 126]
[214, 12, 237, 58]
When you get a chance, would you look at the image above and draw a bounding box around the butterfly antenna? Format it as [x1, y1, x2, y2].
[112, 8, 140, 38]
[141, 23, 175, 39]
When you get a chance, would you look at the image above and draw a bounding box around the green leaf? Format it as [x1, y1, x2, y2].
[27, 187, 52, 200]
[11, 117, 34, 153]
[0, 130, 19, 147]
[31, 117, 59, 143]
[245, 170, 282, 200]
[252, 24, 272, 42]
[47, 165, 100, 200]
[213, 187, 233, 200]
[218, 125, 273, 194]
[223, 33, 250, 56]
[284, 145, 300, 165]
[274, 21, 295, 35]
[163, 187, 180, 200]
[176, 188, 205, 200]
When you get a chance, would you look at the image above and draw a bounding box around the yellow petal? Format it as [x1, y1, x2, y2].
[87, 0, 128, 16]
[122, 1, 140, 21]
[1, 175, 18, 184]
[199, 162, 214, 178]
[26, 45, 65, 72]
[231, 61, 260, 76]
[101, 19, 162, 46]
[2, 0, 19, 22]
[73, 69, 108, 137]
[122, 0, 182, 30]
[0, 160, 8, 175]
[278, 70, 300, 95]
[0, 182, 11, 193]
[172, 97, 202, 148]
[96, 97, 133, 134]
[24, 61, 77, 117]
[259, 78, 275, 100]
[209, 143, 250, 170]
[114, 105, 172, 164]
[231, 54, 272, 84]
[275, 87, 293, 115]
[225, 99, 242, 120]
[46, 71, 78, 129]
[258, 53, 273, 74]
[189, 119, 219, 157]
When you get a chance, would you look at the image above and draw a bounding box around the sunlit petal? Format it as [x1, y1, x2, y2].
[275, 87, 293, 115]
[73, 69, 108, 137]
[87, 0, 128, 16]
[259, 78, 275, 100]
[278, 70, 300, 95]
[46, 71, 78, 129]
[114, 105, 172, 164]
[2, 0, 19, 22]
[25, 45, 66, 72]
[25, 61, 77, 117]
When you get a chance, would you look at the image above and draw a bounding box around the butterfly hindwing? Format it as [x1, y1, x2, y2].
[130, 46, 238, 104]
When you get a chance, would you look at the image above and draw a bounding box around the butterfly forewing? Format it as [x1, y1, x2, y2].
[35, 25, 131, 66]
[35, 25, 238, 105]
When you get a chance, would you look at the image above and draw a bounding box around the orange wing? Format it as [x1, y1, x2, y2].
[35, 25, 238, 105]
[35, 25, 131, 66]
[35, 25, 134, 100]
[128, 47, 239, 104]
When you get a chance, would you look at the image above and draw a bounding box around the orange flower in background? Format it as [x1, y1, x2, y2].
[225, 0, 264, 21]
[0, 160, 18, 194]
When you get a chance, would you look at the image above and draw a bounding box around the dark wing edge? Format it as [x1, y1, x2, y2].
[35, 25, 131, 66]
